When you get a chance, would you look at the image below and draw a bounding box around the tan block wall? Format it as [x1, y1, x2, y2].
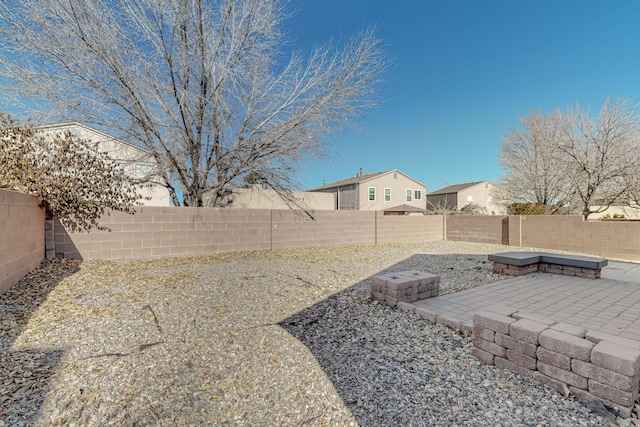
[444, 215, 640, 261]
[49, 207, 640, 262]
[53, 208, 446, 260]
[54, 207, 273, 259]
[271, 210, 376, 249]
[446, 216, 510, 245]
[0, 189, 45, 293]
[376, 213, 443, 244]
[520, 216, 640, 261]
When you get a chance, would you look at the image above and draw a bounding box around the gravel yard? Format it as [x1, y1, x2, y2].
[0, 241, 632, 426]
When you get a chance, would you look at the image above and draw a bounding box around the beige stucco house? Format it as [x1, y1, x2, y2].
[210, 187, 335, 211]
[308, 169, 427, 212]
[37, 122, 171, 206]
[588, 202, 640, 220]
[427, 180, 508, 215]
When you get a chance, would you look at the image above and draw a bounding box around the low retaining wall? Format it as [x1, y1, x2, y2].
[472, 308, 640, 417]
[370, 270, 440, 307]
[492, 262, 603, 279]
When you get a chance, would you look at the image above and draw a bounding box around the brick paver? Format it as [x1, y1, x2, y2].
[413, 270, 640, 341]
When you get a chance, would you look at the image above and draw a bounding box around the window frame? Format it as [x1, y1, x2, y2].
[406, 189, 412, 202]
[134, 163, 156, 179]
[414, 189, 422, 200]
[384, 188, 391, 202]
[368, 186, 376, 201]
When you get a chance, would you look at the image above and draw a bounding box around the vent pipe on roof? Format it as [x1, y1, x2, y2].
[359, 167, 363, 177]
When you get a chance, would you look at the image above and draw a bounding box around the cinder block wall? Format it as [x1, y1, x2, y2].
[0, 189, 45, 293]
[54, 208, 446, 260]
[443, 215, 640, 261]
[520, 216, 640, 261]
[47, 209, 640, 262]
[376, 213, 444, 244]
[53, 207, 273, 259]
[446, 216, 509, 245]
[271, 210, 376, 249]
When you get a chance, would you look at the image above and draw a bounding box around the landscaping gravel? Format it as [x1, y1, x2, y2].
[0, 240, 636, 426]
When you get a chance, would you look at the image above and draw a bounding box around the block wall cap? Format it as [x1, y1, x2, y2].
[539, 253, 608, 269]
[488, 252, 541, 266]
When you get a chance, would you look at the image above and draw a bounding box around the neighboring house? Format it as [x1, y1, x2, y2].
[37, 122, 170, 206]
[427, 181, 508, 215]
[208, 186, 335, 211]
[588, 202, 640, 220]
[308, 169, 427, 212]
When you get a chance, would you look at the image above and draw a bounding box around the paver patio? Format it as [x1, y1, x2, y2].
[413, 261, 640, 342]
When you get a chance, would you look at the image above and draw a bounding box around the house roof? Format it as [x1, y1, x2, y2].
[384, 204, 427, 213]
[427, 181, 485, 196]
[37, 121, 151, 156]
[309, 169, 426, 191]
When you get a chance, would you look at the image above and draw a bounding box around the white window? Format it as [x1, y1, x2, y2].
[135, 163, 156, 179]
[368, 187, 376, 201]
[487, 196, 493, 208]
[406, 189, 412, 202]
[467, 195, 473, 202]
[414, 190, 422, 200]
[384, 188, 391, 202]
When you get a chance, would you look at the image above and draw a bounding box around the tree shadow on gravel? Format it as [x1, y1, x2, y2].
[0, 259, 80, 425]
[278, 253, 496, 425]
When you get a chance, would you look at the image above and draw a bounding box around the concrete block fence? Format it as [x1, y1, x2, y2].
[472, 308, 640, 417]
[52, 207, 445, 260]
[3, 185, 640, 293]
[0, 189, 45, 293]
[448, 215, 640, 261]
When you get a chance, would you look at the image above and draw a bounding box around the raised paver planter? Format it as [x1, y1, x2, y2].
[472, 308, 640, 417]
[488, 252, 608, 279]
[370, 270, 439, 307]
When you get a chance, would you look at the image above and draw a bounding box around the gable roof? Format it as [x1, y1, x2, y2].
[37, 121, 150, 157]
[309, 169, 426, 191]
[427, 181, 485, 196]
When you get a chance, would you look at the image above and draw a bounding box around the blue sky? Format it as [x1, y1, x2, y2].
[289, 0, 640, 192]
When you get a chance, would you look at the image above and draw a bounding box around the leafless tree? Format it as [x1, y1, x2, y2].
[499, 110, 573, 213]
[0, 0, 387, 207]
[426, 195, 457, 215]
[499, 98, 640, 219]
[560, 98, 640, 219]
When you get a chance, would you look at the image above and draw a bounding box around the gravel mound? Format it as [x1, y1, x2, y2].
[0, 241, 633, 426]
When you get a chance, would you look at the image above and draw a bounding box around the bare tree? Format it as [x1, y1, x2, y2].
[560, 98, 640, 219]
[499, 98, 640, 220]
[426, 195, 457, 215]
[499, 110, 573, 213]
[0, 0, 387, 207]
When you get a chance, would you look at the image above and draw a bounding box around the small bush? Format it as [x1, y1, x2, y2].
[507, 203, 547, 215]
